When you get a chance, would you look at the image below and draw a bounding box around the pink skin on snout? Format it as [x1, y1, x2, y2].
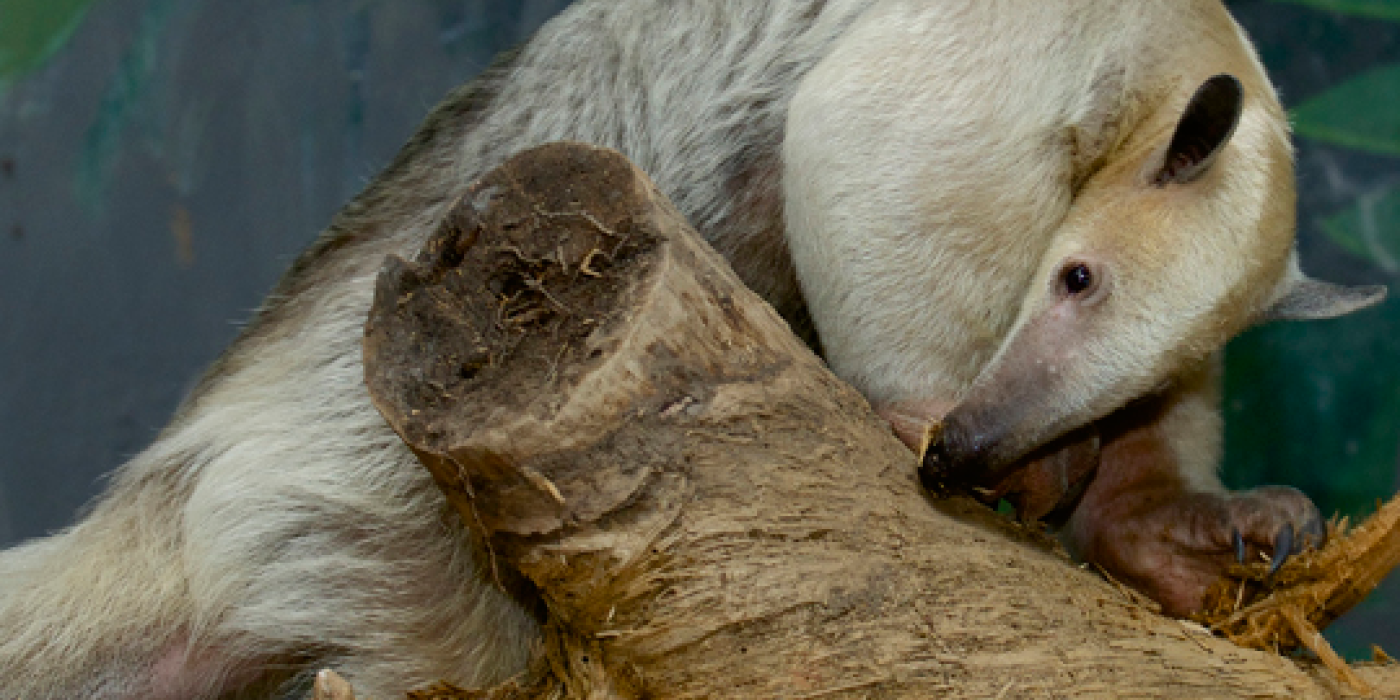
[874, 398, 957, 456]
[922, 273, 1114, 489]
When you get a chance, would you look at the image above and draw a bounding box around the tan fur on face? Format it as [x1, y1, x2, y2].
[956, 53, 1296, 462]
[785, 0, 1300, 462]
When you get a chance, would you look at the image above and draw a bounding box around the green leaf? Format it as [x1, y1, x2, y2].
[0, 0, 100, 83]
[1292, 63, 1400, 156]
[1319, 184, 1400, 271]
[1270, 0, 1400, 22]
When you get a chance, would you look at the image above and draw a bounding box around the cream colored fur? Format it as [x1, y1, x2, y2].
[785, 0, 1316, 473]
[0, 1, 1343, 697]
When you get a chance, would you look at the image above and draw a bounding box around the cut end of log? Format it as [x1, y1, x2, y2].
[364, 142, 664, 457]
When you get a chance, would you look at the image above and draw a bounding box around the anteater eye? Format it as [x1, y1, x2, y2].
[1063, 264, 1094, 296]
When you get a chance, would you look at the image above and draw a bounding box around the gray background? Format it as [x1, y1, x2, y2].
[0, 0, 571, 544]
[1, 0, 1397, 656]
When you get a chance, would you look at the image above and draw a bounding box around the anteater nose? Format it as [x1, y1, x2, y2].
[918, 417, 989, 491]
[918, 438, 954, 492]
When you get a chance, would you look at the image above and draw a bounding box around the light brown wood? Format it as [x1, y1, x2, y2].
[363, 142, 1400, 699]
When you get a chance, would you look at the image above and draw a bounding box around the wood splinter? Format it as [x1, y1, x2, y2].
[1198, 494, 1400, 695]
[313, 669, 357, 700]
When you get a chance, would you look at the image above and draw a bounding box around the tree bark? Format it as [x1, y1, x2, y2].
[362, 142, 1400, 699]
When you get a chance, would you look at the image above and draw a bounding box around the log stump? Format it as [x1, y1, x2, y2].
[363, 142, 1400, 698]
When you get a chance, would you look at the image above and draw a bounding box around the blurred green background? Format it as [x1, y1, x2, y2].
[1226, 0, 1400, 658]
[0, 0, 1395, 660]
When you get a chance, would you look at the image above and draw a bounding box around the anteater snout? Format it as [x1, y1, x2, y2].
[919, 416, 992, 489]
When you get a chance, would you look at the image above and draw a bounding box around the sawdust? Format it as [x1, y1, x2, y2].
[1197, 494, 1400, 695]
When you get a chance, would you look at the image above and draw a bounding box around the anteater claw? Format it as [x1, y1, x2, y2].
[1268, 523, 1295, 575]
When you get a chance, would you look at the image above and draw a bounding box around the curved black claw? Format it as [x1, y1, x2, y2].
[1268, 523, 1296, 575]
[1233, 528, 1247, 564]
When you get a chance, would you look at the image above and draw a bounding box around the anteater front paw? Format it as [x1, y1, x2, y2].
[1067, 485, 1325, 617]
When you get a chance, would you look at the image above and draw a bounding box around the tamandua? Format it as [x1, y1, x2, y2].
[0, 0, 1383, 697]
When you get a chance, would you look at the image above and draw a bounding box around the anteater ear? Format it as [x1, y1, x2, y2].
[1153, 74, 1244, 185]
[1263, 277, 1388, 322]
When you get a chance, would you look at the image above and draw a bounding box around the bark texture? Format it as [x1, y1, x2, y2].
[362, 142, 1400, 698]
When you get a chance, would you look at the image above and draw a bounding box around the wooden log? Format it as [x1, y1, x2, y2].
[362, 142, 1400, 698]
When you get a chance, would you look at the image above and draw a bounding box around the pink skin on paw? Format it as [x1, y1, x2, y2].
[1063, 401, 1323, 617]
[984, 427, 1101, 524]
[146, 634, 263, 700]
[1069, 484, 1321, 616]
